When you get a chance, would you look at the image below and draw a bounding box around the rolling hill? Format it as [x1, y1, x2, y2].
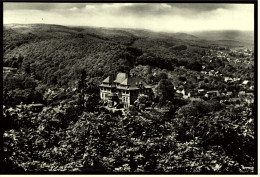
[190, 30, 254, 46]
[3, 24, 253, 89]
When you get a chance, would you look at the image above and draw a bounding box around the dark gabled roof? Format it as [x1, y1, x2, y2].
[100, 75, 116, 87]
[102, 76, 114, 84]
[120, 76, 150, 89]
[100, 73, 152, 90]
[99, 83, 115, 88]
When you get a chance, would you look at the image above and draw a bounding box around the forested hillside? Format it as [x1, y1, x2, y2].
[4, 24, 141, 86]
[3, 24, 253, 90]
[3, 24, 255, 173]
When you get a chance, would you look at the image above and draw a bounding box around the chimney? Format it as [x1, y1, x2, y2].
[112, 71, 116, 81]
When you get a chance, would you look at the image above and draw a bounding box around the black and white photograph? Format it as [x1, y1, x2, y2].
[2, 1, 257, 174]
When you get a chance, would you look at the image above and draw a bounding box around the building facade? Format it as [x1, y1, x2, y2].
[99, 72, 153, 108]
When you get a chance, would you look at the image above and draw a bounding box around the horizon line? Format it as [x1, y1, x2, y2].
[3, 22, 254, 33]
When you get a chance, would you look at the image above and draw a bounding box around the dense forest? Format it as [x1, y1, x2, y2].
[2, 24, 255, 173]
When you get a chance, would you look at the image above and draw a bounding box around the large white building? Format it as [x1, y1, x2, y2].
[99, 72, 153, 108]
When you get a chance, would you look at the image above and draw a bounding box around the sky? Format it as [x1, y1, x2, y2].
[3, 3, 254, 32]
